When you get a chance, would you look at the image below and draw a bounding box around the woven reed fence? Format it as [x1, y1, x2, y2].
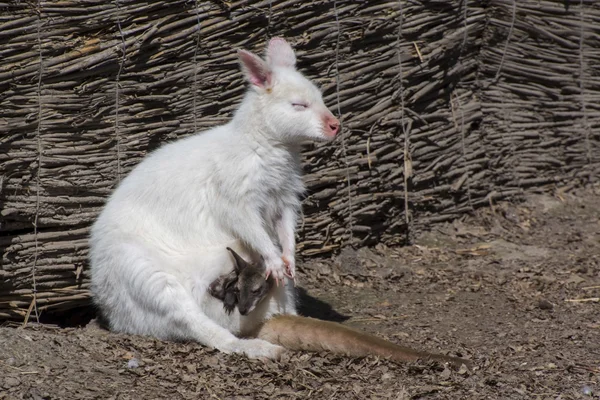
[0, 0, 598, 321]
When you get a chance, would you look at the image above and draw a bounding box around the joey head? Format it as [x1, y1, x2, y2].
[209, 248, 274, 316]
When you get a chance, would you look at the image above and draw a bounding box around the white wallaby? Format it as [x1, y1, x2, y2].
[89, 37, 340, 359]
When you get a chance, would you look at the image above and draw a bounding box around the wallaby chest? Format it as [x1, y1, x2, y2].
[231, 143, 303, 201]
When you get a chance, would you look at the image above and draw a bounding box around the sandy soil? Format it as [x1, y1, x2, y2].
[1, 187, 599, 399]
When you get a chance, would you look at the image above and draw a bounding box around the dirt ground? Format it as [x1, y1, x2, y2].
[1, 187, 599, 399]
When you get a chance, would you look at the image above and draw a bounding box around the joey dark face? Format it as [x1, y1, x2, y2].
[235, 266, 273, 316]
[218, 247, 274, 316]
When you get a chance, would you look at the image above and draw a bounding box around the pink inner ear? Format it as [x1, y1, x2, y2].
[238, 50, 272, 88]
[267, 37, 296, 68]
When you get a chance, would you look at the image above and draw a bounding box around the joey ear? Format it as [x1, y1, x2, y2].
[266, 37, 296, 68]
[223, 292, 237, 315]
[208, 278, 227, 301]
[226, 247, 249, 273]
[222, 272, 238, 291]
[238, 49, 272, 88]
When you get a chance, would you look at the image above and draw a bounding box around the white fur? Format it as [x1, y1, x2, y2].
[89, 38, 339, 359]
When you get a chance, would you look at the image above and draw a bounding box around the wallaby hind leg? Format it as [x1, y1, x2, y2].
[93, 243, 284, 360]
[148, 275, 284, 359]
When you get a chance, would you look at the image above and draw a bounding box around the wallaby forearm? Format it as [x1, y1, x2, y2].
[275, 206, 298, 277]
[254, 315, 471, 368]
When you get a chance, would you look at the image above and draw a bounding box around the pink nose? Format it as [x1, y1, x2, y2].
[327, 117, 340, 136]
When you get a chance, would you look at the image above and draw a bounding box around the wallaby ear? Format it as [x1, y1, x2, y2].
[238, 49, 272, 88]
[226, 247, 249, 274]
[266, 37, 296, 68]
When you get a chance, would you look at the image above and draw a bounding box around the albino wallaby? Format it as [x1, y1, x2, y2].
[210, 248, 472, 368]
[89, 37, 339, 359]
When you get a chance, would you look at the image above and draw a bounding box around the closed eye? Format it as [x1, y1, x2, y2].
[252, 288, 262, 294]
[292, 102, 309, 110]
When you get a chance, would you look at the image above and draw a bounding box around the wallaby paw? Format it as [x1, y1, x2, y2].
[265, 257, 286, 286]
[281, 255, 295, 280]
[233, 338, 285, 360]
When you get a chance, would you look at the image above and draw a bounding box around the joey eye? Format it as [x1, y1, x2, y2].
[251, 288, 261, 294]
[291, 102, 308, 110]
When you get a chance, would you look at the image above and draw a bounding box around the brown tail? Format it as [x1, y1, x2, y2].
[255, 315, 471, 368]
